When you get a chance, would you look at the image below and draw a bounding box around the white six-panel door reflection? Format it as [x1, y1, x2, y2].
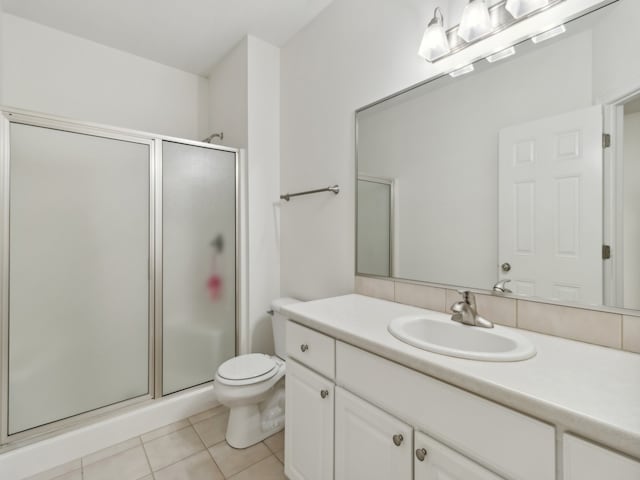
[498, 105, 603, 304]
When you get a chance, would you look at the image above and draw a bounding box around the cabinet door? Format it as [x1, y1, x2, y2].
[335, 387, 412, 480]
[285, 359, 334, 480]
[564, 434, 640, 480]
[414, 431, 505, 480]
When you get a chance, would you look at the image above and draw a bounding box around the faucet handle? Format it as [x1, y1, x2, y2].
[493, 279, 512, 294]
[456, 290, 475, 303]
[450, 300, 465, 313]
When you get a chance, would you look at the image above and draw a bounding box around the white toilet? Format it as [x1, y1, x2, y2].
[214, 297, 300, 448]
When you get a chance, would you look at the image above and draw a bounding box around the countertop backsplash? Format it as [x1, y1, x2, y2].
[355, 276, 640, 354]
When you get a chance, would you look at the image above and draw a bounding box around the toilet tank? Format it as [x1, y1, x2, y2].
[271, 297, 301, 360]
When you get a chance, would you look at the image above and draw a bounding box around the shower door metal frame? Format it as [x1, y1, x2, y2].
[0, 107, 240, 447]
[152, 136, 240, 399]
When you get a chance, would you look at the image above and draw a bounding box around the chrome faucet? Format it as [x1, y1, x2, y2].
[451, 291, 494, 328]
[493, 279, 512, 294]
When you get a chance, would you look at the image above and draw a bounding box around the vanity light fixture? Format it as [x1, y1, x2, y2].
[486, 46, 516, 63]
[419, 0, 565, 63]
[505, 0, 550, 19]
[458, 0, 493, 43]
[418, 7, 451, 61]
[531, 24, 566, 43]
[449, 64, 475, 78]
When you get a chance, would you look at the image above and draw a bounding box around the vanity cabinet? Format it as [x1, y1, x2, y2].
[285, 359, 334, 480]
[285, 321, 556, 480]
[563, 434, 640, 480]
[414, 431, 504, 480]
[336, 340, 555, 480]
[334, 387, 412, 480]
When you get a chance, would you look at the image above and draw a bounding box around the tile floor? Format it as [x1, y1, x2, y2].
[26, 406, 286, 480]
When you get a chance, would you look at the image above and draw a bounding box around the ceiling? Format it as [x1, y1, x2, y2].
[1, 0, 334, 76]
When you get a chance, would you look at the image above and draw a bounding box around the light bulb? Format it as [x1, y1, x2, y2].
[418, 8, 451, 62]
[505, 0, 550, 19]
[458, 0, 492, 43]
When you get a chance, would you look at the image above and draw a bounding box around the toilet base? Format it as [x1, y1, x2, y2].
[225, 385, 285, 448]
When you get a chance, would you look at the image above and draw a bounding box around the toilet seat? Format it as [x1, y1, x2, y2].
[216, 354, 280, 386]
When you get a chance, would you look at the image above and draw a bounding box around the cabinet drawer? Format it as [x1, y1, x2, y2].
[336, 341, 555, 480]
[287, 321, 335, 379]
[563, 434, 640, 480]
[415, 431, 504, 480]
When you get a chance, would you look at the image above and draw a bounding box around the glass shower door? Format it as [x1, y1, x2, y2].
[162, 141, 236, 395]
[357, 178, 392, 277]
[7, 123, 151, 435]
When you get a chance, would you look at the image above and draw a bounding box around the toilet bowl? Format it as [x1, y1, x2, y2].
[214, 297, 300, 448]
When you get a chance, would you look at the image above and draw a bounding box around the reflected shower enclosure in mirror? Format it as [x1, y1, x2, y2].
[356, 0, 640, 311]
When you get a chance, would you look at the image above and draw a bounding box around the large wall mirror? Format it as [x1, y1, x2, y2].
[356, 0, 640, 311]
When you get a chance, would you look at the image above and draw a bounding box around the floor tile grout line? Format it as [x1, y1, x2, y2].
[264, 435, 284, 455]
[269, 445, 285, 463]
[187, 407, 229, 426]
[222, 446, 276, 480]
[228, 453, 282, 480]
[144, 425, 208, 473]
[204, 442, 226, 479]
[151, 448, 216, 477]
[141, 421, 193, 444]
[42, 436, 142, 480]
[139, 434, 155, 479]
[265, 440, 279, 455]
[143, 423, 197, 446]
[81, 436, 143, 471]
[105, 430, 277, 479]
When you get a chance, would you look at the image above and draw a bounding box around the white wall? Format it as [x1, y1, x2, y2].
[280, 0, 440, 300]
[208, 39, 249, 148]
[207, 36, 281, 354]
[1, 14, 208, 140]
[247, 36, 281, 354]
[592, 0, 640, 103]
[0, 3, 4, 101]
[623, 112, 640, 309]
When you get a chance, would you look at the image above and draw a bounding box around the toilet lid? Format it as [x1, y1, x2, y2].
[218, 354, 277, 382]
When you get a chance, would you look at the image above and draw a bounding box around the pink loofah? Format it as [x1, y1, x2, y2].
[207, 274, 222, 300]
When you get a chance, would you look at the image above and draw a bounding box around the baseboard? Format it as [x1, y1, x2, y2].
[0, 384, 217, 479]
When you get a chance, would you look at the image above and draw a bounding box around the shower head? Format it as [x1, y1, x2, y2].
[203, 131, 224, 143]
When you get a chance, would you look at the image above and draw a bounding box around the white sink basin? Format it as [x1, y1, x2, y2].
[388, 315, 536, 362]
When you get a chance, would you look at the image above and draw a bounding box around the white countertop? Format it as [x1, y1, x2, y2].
[282, 294, 640, 459]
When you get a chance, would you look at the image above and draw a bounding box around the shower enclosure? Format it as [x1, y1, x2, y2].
[0, 109, 238, 444]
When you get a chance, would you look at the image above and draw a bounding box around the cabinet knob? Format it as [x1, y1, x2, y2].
[501, 262, 512, 272]
[320, 389, 329, 399]
[415, 448, 427, 461]
[392, 434, 404, 446]
[300, 344, 309, 352]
